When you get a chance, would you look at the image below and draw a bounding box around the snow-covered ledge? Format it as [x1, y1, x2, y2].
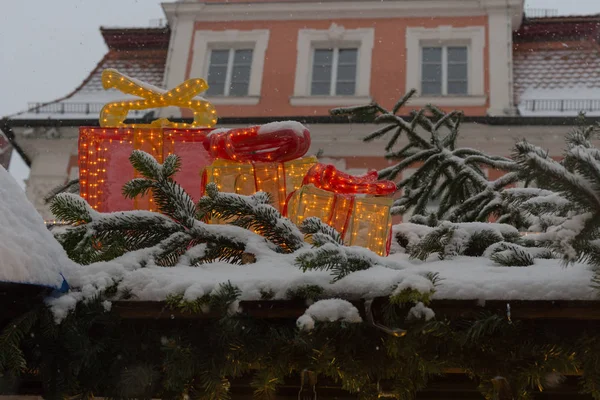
[206, 96, 261, 106]
[408, 95, 487, 107]
[290, 96, 372, 106]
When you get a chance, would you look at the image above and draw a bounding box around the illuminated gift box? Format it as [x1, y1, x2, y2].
[284, 164, 397, 256]
[79, 127, 213, 212]
[201, 122, 316, 212]
[78, 68, 218, 212]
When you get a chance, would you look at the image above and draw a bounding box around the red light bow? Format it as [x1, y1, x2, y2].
[303, 164, 397, 195]
[205, 123, 311, 163]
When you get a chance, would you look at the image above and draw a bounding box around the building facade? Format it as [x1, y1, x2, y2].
[3, 0, 600, 219]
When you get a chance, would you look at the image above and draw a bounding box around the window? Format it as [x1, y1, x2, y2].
[188, 29, 270, 105]
[292, 24, 374, 106]
[206, 48, 253, 96]
[421, 46, 468, 96]
[405, 26, 485, 106]
[311, 48, 358, 96]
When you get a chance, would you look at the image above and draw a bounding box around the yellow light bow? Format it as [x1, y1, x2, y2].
[99, 68, 217, 129]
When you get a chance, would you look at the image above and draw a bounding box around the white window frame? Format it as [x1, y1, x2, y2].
[309, 47, 358, 96]
[291, 24, 374, 106]
[406, 26, 486, 107]
[189, 29, 270, 105]
[421, 45, 469, 97]
[206, 47, 253, 97]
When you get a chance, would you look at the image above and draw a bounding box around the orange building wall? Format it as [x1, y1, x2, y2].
[184, 16, 490, 118]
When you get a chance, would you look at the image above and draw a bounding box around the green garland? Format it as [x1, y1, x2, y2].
[1, 294, 599, 400]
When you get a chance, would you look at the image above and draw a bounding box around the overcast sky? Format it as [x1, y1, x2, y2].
[3, 0, 600, 185]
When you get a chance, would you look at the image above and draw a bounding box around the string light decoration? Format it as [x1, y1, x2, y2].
[285, 164, 397, 256]
[201, 125, 316, 213]
[79, 127, 213, 212]
[79, 68, 218, 212]
[100, 68, 217, 129]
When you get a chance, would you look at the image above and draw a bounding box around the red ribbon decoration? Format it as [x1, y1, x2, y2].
[302, 163, 397, 195]
[204, 124, 311, 163]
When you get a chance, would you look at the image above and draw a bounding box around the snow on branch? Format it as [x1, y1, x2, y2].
[334, 91, 528, 225]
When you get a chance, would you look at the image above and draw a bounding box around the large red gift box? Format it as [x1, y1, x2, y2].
[79, 127, 213, 212]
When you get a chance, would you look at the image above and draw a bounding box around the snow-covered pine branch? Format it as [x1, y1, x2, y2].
[511, 122, 600, 276]
[198, 183, 305, 253]
[393, 221, 554, 266]
[51, 151, 290, 265]
[332, 91, 528, 225]
[296, 217, 403, 282]
[51, 151, 412, 283]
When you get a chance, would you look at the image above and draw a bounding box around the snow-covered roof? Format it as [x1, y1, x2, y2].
[514, 47, 600, 116]
[8, 27, 168, 121]
[513, 15, 600, 117]
[0, 165, 72, 290]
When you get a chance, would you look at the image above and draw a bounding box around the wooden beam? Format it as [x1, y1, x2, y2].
[111, 299, 600, 321]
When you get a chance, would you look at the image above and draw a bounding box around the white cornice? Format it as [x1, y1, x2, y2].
[290, 96, 372, 107]
[162, 0, 524, 22]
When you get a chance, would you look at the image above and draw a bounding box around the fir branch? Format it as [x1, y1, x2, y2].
[461, 313, 516, 345]
[123, 151, 197, 229]
[166, 282, 241, 315]
[52, 211, 182, 264]
[363, 124, 396, 143]
[409, 224, 457, 261]
[128, 150, 163, 180]
[338, 92, 523, 223]
[251, 369, 281, 400]
[295, 243, 389, 283]
[199, 183, 305, 253]
[161, 153, 182, 179]
[299, 217, 343, 246]
[490, 247, 535, 267]
[393, 89, 417, 114]
[51, 152, 289, 265]
[0, 308, 40, 374]
[514, 140, 600, 212]
[120, 178, 154, 199]
[44, 178, 80, 205]
[286, 285, 325, 301]
[50, 193, 94, 224]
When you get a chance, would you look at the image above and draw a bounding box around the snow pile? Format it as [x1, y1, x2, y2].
[47, 240, 599, 323]
[408, 302, 435, 321]
[50, 248, 430, 322]
[0, 166, 73, 290]
[400, 254, 596, 301]
[296, 299, 362, 331]
[258, 121, 308, 137]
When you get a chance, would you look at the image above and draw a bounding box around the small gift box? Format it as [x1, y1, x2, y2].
[284, 164, 397, 256]
[201, 122, 316, 212]
[79, 68, 218, 212]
